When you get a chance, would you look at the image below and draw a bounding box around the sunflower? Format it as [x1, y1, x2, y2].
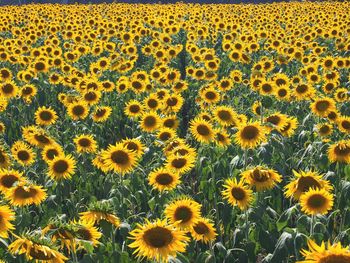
[284, 170, 333, 200]
[190, 218, 217, 244]
[119, 138, 144, 160]
[67, 101, 89, 120]
[298, 239, 350, 263]
[200, 87, 221, 104]
[74, 134, 98, 153]
[190, 118, 214, 143]
[5, 182, 47, 206]
[11, 141, 36, 166]
[313, 124, 330, 139]
[337, 116, 350, 134]
[264, 112, 288, 132]
[41, 144, 64, 163]
[24, 127, 53, 148]
[222, 178, 253, 210]
[0, 205, 15, 238]
[165, 153, 196, 175]
[140, 111, 160, 133]
[259, 80, 275, 96]
[157, 128, 177, 143]
[101, 143, 137, 175]
[162, 115, 179, 130]
[0, 147, 10, 169]
[80, 211, 120, 228]
[300, 188, 333, 216]
[162, 94, 184, 113]
[92, 106, 112, 122]
[0, 81, 18, 98]
[20, 79, 35, 96]
[328, 140, 350, 163]
[280, 117, 298, 137]
[252, 101, 261, 116]
[0, 169, 26, 193]
[334, 88, 348, 102]
[164, 197, 202, 229]
[148, 167, 180, 192]
[214, 128, 231, 148]
[73, 219, 102, 248]
[213, 105, 237, 127]
[235, 121, 267, 149]
[47, 155, 76, 180]
[34, 106, 58, 126]
[42, 223, 76, 253]
[124, 100, 144, 118]
[310, 97, 337, 117]
[241, 166, 282, 191]
[8, 236, 67, 263]
[128, 219, 189, 262]
[0, 122, 5, 134]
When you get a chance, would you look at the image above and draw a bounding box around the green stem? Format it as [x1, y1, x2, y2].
[310, 215, 315, 237]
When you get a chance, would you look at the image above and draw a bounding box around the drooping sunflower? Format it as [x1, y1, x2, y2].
[241, 166, 282, 191]
[0, 205, 15, 238]
[148, 167, 181, 192]
[328, 140, 350, 163]
[190, 217, 217, 244]
[80, 210, 120, 228]
[235, 122, 267, 149]
[0, 169, 26, 193]
[24, 127, 53, 148]
[128, 219, 189, 262]
[11, 141, 36, 166]
[164, 197, 202, 229]
[101, 143, 137, 175]
[264, 112, 288, 132]
[8, 235, 68, 263]
[190, 118, 214, 143]
[34, 106, 58, 126]
[222, 178, 253, 210]
[73, 219, 102, 248]
[280, 117, 298, 137]
[139, 111, 161, 133]
[67, 101, 89, 120]
[47, 155, 76, 180]
[284, 170, 333, 200]
[297, 239, 350, 263]
[5, 182, 47, 206]
[74, 134, 98, 153]
[300, 188, 334, 216]
[92, 106, 112, 122]
[310, 97, 337, 117]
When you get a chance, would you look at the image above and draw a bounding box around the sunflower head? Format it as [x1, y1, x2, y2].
[300, 188, 334, 216]
[164, 197, 202, 229]
[128, 219, 189, 262]
[222, 178, 253, 210]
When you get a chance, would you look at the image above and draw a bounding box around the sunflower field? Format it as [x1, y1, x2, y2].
[0, 1, 350, 262]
